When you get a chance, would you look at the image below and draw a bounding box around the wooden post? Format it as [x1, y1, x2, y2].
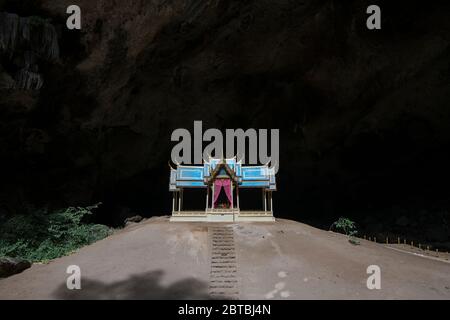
[180, 189, 184, 211]
[206, 186, 209, 212]
[263, 190, 267, 212]
[265, 191, 268, 212]
[236, 186, 240, 212]
[212, 184, 215, 210]
[230, 183, 234, 210]
[270, 192, 273, 213]
[172, 193, 175, 214]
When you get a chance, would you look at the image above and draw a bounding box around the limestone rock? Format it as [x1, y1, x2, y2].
[0, 257, 32, 278]
[124, 215, 144, 226]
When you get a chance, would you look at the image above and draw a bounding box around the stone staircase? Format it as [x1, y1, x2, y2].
[208, 226, 239, 299]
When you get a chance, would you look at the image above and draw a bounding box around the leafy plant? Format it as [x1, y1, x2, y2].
[0, 203, 112, 262]
[330, 217, 360, 245]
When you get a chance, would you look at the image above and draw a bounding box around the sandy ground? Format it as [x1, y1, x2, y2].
[0, 217, 449, 300]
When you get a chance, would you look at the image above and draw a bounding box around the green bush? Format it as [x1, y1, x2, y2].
[0, 204, 112, 262]
[330, 217, 360, 245]
[331, 217, 358, 236]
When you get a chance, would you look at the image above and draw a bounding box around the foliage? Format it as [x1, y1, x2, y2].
[0, 204, 112, 262]
[330, 217, 360, 245]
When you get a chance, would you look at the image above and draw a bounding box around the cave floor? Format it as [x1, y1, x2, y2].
[0, 217, 449, 300]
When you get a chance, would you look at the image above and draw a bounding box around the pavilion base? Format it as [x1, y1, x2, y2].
[170, 211, 275, 222]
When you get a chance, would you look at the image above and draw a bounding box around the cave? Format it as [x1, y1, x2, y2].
[0, 0, 449, 249]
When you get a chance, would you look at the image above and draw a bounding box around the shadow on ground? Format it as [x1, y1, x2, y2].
[52, 270, 210, 300]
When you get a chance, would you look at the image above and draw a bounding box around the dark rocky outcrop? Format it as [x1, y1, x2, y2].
[0, 11, 59, 90]
[124, 215, 144, 227]
[0, 257, 32, 278]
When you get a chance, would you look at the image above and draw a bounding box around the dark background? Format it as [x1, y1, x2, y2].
[1, 0, 449, 247]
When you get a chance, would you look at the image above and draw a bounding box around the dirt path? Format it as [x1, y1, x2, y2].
[0, 217, 449, 299]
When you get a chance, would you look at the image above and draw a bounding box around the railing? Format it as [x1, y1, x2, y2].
[357, 234, 450, 260]
[206, 208, 237, 214]
[172, 209, 274, 217]
[172, 211, 207, 216]
[238, 211, 273, 216]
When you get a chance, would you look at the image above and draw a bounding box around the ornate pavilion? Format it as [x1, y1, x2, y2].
[169, 157, 277, 222]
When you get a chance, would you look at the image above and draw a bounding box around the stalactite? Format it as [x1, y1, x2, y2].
[0, 67, 15, 89]
[40, 22, 59, 61]
[0, 12, 59, 90]
[0, 12, 59, 61]
[14, 69, 44, 90]
[0, 12, 20, 57]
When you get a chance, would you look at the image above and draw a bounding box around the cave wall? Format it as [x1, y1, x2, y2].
[1, 0, 450, 241]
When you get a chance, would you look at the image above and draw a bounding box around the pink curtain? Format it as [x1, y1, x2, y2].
[213, 179, 233, 208]
[222, 179, 233, 208]
[213, 180, 222, 208]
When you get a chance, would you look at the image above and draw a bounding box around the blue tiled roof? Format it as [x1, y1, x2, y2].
[169, 158, 276, 191]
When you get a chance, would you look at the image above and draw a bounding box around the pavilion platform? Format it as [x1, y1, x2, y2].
[170, 210, 275, 222]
